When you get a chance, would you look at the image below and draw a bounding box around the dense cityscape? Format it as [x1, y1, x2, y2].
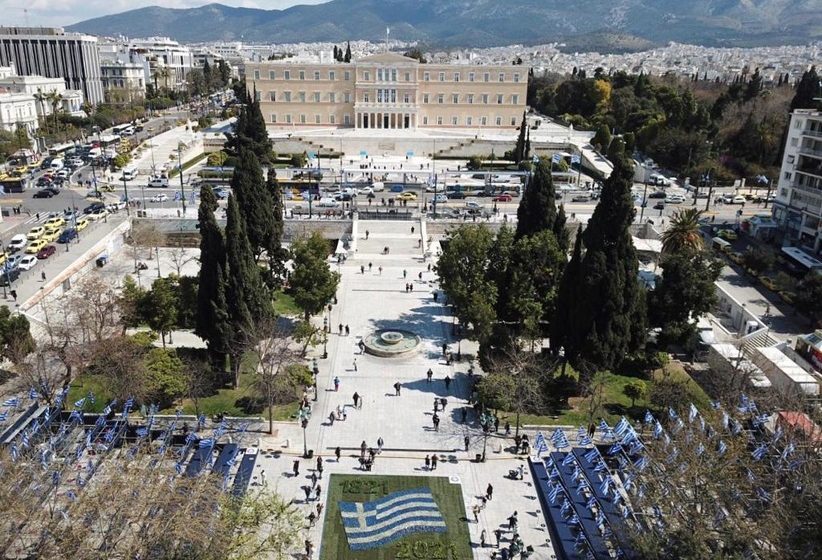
[0, 2, 820, 559]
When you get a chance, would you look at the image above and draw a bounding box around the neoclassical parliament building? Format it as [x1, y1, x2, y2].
[246, 52, 527, 131]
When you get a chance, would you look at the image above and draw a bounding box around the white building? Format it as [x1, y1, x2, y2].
[0, 27, 103, 105]
[100, 61, 147, 102]
[127, 37, 194, 91]
[0, 89, 38, 136]
[0, 74, 84, 117]
[771, 109, 822, 250]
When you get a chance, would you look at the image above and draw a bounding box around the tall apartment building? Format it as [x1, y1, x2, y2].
[0, 27, 103, 105]
[127, 37, 194, 91]
[772, 109, 822, 250]
[246, 52, 527, 130]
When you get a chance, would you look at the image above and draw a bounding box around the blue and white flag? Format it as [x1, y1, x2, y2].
[74, 398, 86, 409]
[0, 411, 7, 422]
[551, 153, 562, 164]
[717, 440, 727, 456]
[548, 483, 561, 503]
[29, 388, 39, 400]
[688, 403, 698, 423]
[199, 438, 214, 449]
[570, 154, 581, 164]
[339, 488, 446, 551]
[643, 410, 654, 424]
[751, 443, 768, 461]
[579, 434, 593, 447]
[653, 421, 663, 439]
[2, 397, 19, 407]
[562, 452, 576, 467]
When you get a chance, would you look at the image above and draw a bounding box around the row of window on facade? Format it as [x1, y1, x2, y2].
[269, 113, 517, 127]
[262, 90, 519, 105]
[252, 68, 521, 84]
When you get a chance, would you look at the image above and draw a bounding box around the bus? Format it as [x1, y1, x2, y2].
[111, 124, 133, 135]
[0, 177, 29, 193]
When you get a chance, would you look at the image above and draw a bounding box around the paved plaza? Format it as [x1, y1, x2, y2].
[251, 219, 555, 559]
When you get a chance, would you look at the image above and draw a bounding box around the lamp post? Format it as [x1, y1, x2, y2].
[0, 241, 7, 299]
[639, 165, 649, 222]
[177, 143, 187, 215]
[122, 174, 131, 217]
[479, 411, 494, 462]
[300, 413, 310, 458]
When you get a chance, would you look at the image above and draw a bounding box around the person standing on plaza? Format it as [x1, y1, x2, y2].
[377, 436, 384, 454]
[481, 529, 487, 547]
[418, 271, 423, 280]
[433, 413, 440, 431]
[365, 230, 370, 239]
[303, 485, 311, 502]
[378, 265, 383, 275]
[440, 397, 448, 411]
[260, 470, 267, 486]
[293, 459, 300, 477]
[353, 358, 358, 372]
[316, 502, 324, 518]
[424, 455, 431, 470]
[368, 262, 372, 272]
[317, 456, 323, 477]
[403, 269, 407, 279]
[310, 471, 318, 488]
[361, 265, 365, 274]
[335, 446, 341, 462]
[486, 483, 494, 500]
[360, 441, 367, 459]
[427, 368, 433, 383]
[494, 528, 502, 547]
[464, 435, 470, 451]
[315, 483, 322, 501]
[431, 454, 438, 470]
[444, 376, 452, 391]
[305, 539, 313, 558]
[333, 376, 340, 391]
[394, 381, 401, 396]
[345, 325, 350, 336]
[353, 392, 359, 408]
[339, 323, 344, 335]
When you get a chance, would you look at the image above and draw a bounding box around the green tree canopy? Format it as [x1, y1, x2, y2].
[0, 306, 35, 364]
[289, 232, 340, 321]
[516, 158, 558, 239]
[230, 148, 277, 263]
[195, 186, 230, 362]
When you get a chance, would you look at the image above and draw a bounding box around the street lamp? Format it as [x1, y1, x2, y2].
[122, 174, 131, 217]
[177, 143, 187, 215]
[479, 411, 494, 462]
[299, 411, 310, 458]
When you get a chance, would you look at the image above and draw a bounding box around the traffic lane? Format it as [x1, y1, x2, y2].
[3, 214, 128, 307]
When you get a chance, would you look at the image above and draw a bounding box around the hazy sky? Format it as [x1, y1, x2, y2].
[0, 0, 328, 27]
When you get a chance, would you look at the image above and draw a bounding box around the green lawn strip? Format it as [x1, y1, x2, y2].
[273, 290, 301, 317]
[67, 375, 112, 414]
[169, 152, 208, 177]
[511, 366, 711, 428]
[320, 474, 471, 560]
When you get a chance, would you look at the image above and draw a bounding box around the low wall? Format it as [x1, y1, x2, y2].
[130, 217, 352, 245]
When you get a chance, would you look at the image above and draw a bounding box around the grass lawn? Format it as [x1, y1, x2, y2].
[69, 353, 301, 422]
[273, 290, 301, 317]
[511, 363, 710, 428]
[320, 474, 471, 560]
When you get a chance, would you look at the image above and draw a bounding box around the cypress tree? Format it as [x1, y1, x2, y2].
[560, 140, 646, 372]
[790, 66, 820, 111]
[230, 148, 276, 262]
[524, 125, 531, 162]
[513, 112, 527, 163]
[195, 186, 229, 367]
[344, 42, 352, 63]
[203, 59, 212, 90]
[224, 194, 270, 388]
[333, 45, 339, 61]
[266, 168, 287, 288]
[553, 204, 569, 253]
[516, 158, 557, 239]
[551, 225, 584, 355]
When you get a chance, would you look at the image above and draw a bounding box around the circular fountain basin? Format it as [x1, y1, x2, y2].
[363, 329, 421, 357]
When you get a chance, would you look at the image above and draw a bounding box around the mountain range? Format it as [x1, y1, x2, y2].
[67, 0, 821, 51]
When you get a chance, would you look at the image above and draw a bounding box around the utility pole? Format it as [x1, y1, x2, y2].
[122, 174, 131, 217]
[178, 143, 186, 215]
[704, 169, 715, 213]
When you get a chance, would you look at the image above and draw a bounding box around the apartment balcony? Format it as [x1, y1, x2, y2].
[796, 165, 822, 181]
[798, 146, 822, 159]
[801, 128, 822, 139]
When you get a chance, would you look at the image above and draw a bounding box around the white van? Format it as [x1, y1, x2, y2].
[147, 177, 170, 188]
[50, 158, 64, 171]
[121, 165, 138, 181]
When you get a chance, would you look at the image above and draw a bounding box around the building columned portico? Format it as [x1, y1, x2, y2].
[246, 52, 526, 130]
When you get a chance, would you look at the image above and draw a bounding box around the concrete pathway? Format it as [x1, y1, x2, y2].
[251, 220, 556, 559]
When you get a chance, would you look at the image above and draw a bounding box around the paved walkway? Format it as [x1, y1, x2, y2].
[251, 220, 556, 559]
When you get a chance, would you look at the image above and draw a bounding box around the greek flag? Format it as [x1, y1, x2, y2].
[717, 440, 727, 455]
[653, 421, 663, 439]
[0, 411, 6, 422]
[21, 432, 31, 448]
[548, 483, 562, 503]
[124, 397, 134, 410]
[339, 488, 446, 550]
[668, 407, 678, 420]
[551, 153, 562, 164]
[579, 434, 593, 447]
[199, 438, 214, 449]
[3, 397, 19, 407]
[535, 431, 547, 450]
[562, 452, 575, 466]
[688, 403, 698, 423]
[643, 410, 654, 424]
[751, 443, 768, 461]
[74, 398, 86, 408]
[570, 154, 581, 164]
[29, 388, 39, 400]
[780, 443, 795, 461]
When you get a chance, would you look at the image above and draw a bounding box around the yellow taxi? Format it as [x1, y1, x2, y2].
[42, 228, 61, 243]
[27, 226, 45, 240]
[26, 238, 48, 254]
[729, 252, 745, 265]
[0, 252, 6, 267]
[397, 192, 417, 201]
[760, 276, 779, 291]
[44, 216, 66, 230]
[779, 291, 795, 305]
[75, 217, 89, 231]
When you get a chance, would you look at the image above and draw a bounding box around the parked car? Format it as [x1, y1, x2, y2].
[147, 177, 170, 188]
[433, 194, 448, 203]
[653, 202, 665, 210]
[571, 194, 590, 202]
[58, 228, 78, 244]
[18, 255, 38, 271]
[8, 234, 27, 252]
[397, 192, 417, 201]
[0, 268, 20, 286]
[33, 189, 55, 199]
[317, 197, 340, 208]
[44, 216, 66, 231]
[150, 193, 169, 203]
[36, 245, 56, 259]
[729, 252, 745, 265]
[648, 191, 667, 199]
[760, 276, 779, 291]
[88, 208, 109, 221]
[731, 195, 746, 204]
[664, 195, 685, 204]
[492, 194, 512, 202]
[446, 191, 466, 200]
[717, 229, 738, 241]
[4, 254, 22, 271]
[465, 200, 483, 210]
[26, 239, 48, 254]
[75, 217, 89, 231]
[26, 226, 45, 241]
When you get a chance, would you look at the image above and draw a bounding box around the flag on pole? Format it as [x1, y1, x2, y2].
[2, 397, 19, 407]
[551, 153, 562, 164]
[29, 388, 39, 400]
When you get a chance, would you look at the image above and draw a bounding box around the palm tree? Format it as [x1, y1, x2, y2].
[661, 207, 704, 255]
[33, 90, 48, 128]
[46, 91, 63, 134]
[155, 67, 172, 92]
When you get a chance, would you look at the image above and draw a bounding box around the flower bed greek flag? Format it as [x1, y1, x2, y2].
[339, 488, 446, 550]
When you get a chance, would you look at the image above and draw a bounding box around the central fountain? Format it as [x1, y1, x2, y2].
[362, 329, 421, 357]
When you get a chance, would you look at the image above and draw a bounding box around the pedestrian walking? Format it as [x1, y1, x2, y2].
[305, 539, 313, 558]
[339, 323, 344, 335]
[394, 381, 401, 396]
[424, 455, 431, 470]
[508, 511, 518, 531]
[317, 456, 323, 476]
[433, 398, 439, 413]
[427, 368, 433, 383]
[494, 528, 502, 547]
[316, 503, 324, 517]
[315, 483, 322, 501]
[442, 343, 448, 357]
[444, 376, 452, 391]
[353, 392, 359, 408]
[368, 262, 372, 271]
[353, 358, 358, 372]
[494, 415, 500, 433]
[358, 340, 365, 353]
[431, 454, 438, 470]
[308, 511, 317, 527]
[472, 504, 480, 523]
[481, 529, 487, 547]
[464, 435, 470, 451]
[403, 269, 407, 279]
[333, 376, 340, 391]
[486, 483, 494, 500]
[260, 470, 267, 486]
[345, 325, 350, 336]
[411, 226, 415, 234]
[41, 271, 47, 282]
[365, 229, 370, 239]
[303, 485, 311, 501]
[418, 271, 423, 280]
[505, 421, 512, 436]
[378, 266, 383, 275]
[293, 459, 300, 477]
[433, 414, 440, 431]
[310, 471, 318, 487]
[361, 265, 365, 274]
[335, 446, 341, 462]
[360, 441, 367, 458]
[440, 397, 447, 410]
[377, 436, 384, 454]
